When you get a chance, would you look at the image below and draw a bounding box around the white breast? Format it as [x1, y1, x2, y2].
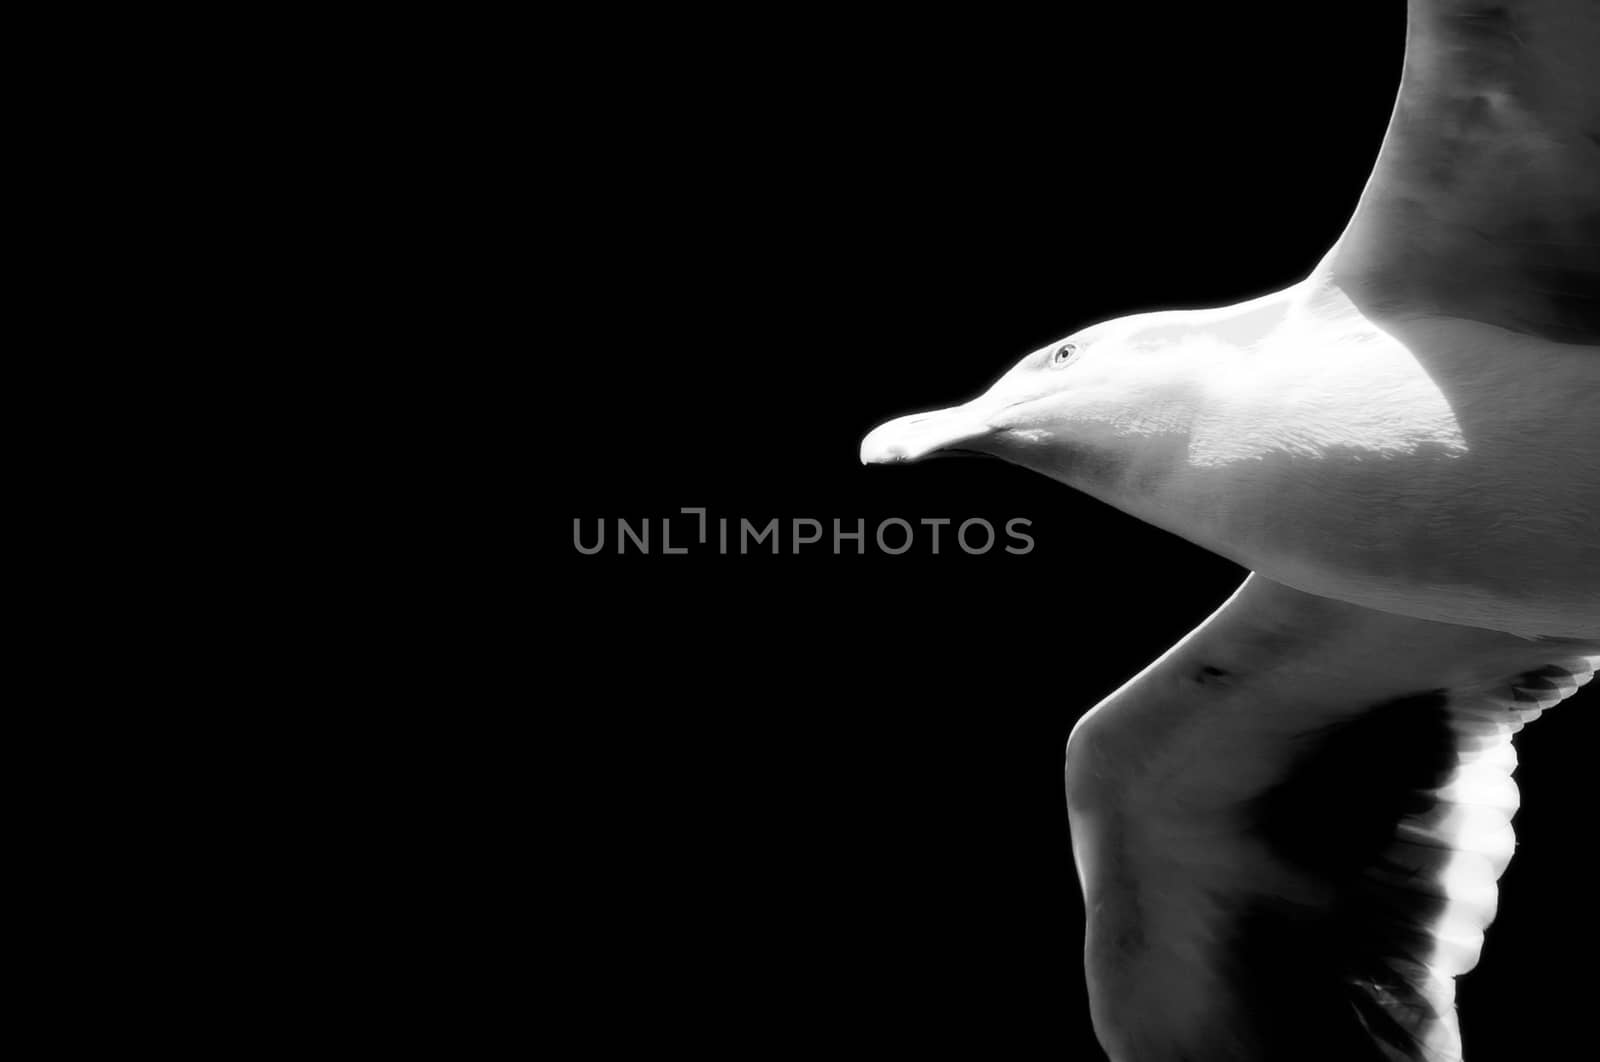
[1139, 284, 1600, 638]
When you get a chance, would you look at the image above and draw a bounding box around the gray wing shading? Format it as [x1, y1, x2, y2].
[1065, 574, 1599, 1061]
[1319, 0, 1600, 343]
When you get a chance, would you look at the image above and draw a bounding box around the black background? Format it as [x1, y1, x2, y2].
[547, 7, 1595, 1057]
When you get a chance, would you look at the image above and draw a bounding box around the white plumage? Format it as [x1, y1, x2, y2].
[859, 2, 1600, 1058]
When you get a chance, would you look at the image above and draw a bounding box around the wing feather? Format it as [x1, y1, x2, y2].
[1065, 574, 1598, 1061]
[1319, 0, 1600, 342]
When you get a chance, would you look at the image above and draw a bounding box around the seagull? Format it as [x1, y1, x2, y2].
[860, 2, 1598, 1059]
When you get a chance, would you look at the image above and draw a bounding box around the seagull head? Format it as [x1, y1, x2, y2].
[859, 312, 1215, 498]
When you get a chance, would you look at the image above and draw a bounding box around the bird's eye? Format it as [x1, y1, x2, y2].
[1051, 342, 1078, 366]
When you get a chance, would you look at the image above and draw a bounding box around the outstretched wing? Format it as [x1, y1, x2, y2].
[1065, 574, 1598, 1062]
[1319, 0, 1600, 343]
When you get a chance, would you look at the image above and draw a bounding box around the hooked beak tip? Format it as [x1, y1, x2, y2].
[859, 407, 992, 465]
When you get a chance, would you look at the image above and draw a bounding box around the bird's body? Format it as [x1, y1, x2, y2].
[859, 1, 1599, 1058]
[1053, 276, 1600, 639]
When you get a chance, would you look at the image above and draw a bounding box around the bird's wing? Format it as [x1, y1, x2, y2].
[1066, 574, 1598, 1062]
[1317, 0, 1600, 343]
